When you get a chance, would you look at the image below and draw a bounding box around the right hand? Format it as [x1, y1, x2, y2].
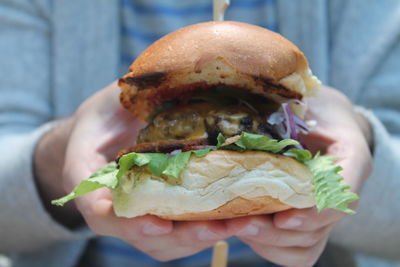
[37, 82, 231, 261]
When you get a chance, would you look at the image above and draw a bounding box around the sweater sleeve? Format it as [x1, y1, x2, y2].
[330, 27, 400, 260]
[0, 1, 93, 253]
[330, 107, 400, 260]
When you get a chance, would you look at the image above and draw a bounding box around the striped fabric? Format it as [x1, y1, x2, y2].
[84, 0, 280, 266]
[80, 236, 279, 267]
[119, 0, 278, 74]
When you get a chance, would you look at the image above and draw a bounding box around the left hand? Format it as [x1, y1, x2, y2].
[61, 82, 231, 261]
[226, 86, 373, 267]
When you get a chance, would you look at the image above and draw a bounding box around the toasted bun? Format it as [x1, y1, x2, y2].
[112, 150, 315, 220]
[119, 21, 321, 120]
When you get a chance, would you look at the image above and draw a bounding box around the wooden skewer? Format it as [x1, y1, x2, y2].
[211, 0, 230, 265]
[213, 0, 230, 21]
[211, 240, 229, 267]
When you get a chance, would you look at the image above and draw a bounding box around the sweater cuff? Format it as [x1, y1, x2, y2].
[330, 107, 400, 259]
[0, 122, 94, 253]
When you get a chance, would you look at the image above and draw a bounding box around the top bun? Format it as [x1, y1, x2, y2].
[119, 21, 320, 120]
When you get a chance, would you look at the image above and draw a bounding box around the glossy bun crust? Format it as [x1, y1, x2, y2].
[119, 21, 311, 120]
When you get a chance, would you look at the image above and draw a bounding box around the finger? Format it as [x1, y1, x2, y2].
[299, 131, 335, 155]
[62, 154, 107, 193]
[273, 207, 344, 231]
[88, 195, 228, 241]
[77, 81, 121, 115]
[174, 219, 228, 242]
[81, 196, 173, 237]
[328, 140, 371, 191]
[227, 215, 331, 248]
[132, 220, 229, 262]
[71, 81, 146, 161]
[247, 235, 329, 267]
[82, 195, 230, 261]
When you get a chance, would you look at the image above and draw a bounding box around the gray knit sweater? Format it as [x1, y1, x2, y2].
[1, 0, 400, 266]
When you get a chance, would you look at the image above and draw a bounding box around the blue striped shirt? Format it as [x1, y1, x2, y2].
[84, 0, 280, 266]
[119, 0, 278, 74]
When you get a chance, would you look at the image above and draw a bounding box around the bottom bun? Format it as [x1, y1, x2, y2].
[160, 196, 291, 221]
[113, 150, 315, 220]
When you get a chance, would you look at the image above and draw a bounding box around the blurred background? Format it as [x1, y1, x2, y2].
[1, 0, 400, 267]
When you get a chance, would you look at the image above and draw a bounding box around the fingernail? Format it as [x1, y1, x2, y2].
[197, 228, 219, 241]
[238, 224, 259, 236]
[142, 223, 168, 236]
[281, 217, 303, 229]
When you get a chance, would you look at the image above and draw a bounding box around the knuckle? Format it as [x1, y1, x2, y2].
[154, 256, 170, 262]
[333, 89, 351, 105]
[121, 226, 143, 242]
[151, 252, 176, 262]
[267, 232, 282, 246]
[149, 253, 166, 262]
[175, 237, 192, 248]
[302, 232, 323, 247]
[296, 253, 318, 267]
[85, 219, 103, 235]
[296, 215, 319, 231]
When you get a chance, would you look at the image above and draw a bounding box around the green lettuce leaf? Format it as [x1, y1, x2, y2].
[217, 132, 299, 153]
[217, 134, 358, 213]
[117, 153, 168, 178]
[52, 148, 214, 206]
[52, 132, 358, 214]
[192, 148, 215, 157]
[51, 162, 118, 206]
[162, 151, 192, 178]
[117, 147, 214, 179]
[283, 148, 313, 162]
[285, 149, 359, 214]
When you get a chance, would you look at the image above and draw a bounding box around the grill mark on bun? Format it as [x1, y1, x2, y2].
[120, 79, 301, 121]
[118, 22, 313, 120]
[120, 72, 166, 89]
[149, 82, 210, 107]
[253, 76, 302, 99]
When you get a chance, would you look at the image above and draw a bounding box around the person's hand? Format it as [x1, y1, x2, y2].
[226, 86, 373, 267]
[36, 82, 231, 261]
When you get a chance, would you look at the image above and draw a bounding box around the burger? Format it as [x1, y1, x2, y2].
[53, 21, 358, 219]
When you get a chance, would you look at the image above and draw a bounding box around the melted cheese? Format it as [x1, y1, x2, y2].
[279, 68, 321, 97]
[137, 102, 266, 143]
